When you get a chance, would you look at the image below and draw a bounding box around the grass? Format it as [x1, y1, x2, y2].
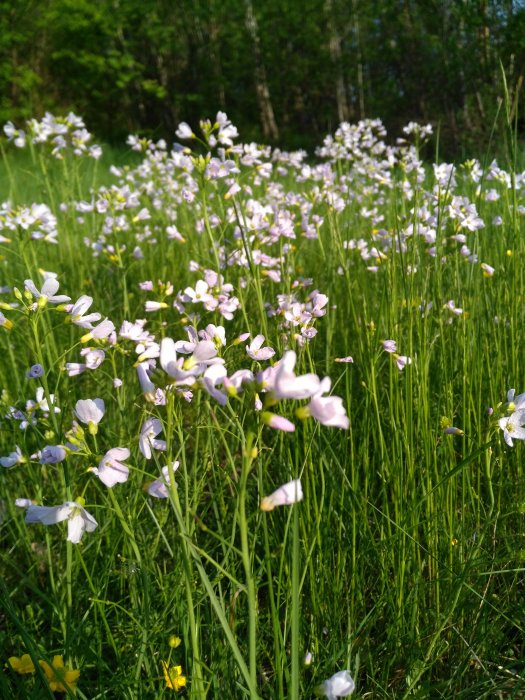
[0, 114, 524, 698]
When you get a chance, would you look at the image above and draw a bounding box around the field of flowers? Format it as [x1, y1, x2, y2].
[1, 112, 524, 698]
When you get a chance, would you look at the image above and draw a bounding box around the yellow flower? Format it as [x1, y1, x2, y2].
[162, 661, 187, 691]
[8, 654, 36, 674]
[39, 655, 80, 694]
[168, 635, 182, 649]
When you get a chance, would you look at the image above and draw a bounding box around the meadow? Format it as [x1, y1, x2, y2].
[0, 111, 524, 699]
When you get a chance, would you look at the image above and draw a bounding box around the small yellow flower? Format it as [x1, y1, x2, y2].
[8, 654, 36, 674]
[39, 655, 80, 694]
[168, 635, 182, 649]
[162, 661, 187, 691]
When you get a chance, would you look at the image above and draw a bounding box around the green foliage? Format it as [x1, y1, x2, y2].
[0, 0, 523, 155]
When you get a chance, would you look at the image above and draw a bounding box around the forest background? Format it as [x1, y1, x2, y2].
[1, 0, 524, 157]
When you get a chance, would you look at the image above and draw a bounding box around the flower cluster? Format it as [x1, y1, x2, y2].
[8, 653, 80, 694]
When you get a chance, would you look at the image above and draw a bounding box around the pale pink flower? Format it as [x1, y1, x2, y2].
[147, 462, 180, 499]
[262, 411, 296, 432]
[75, 398, 105, 425]
[21, 500, 98, 543]
[246, 334, 275, 361]
[81, 318, 115, 342]
[306, 378, 349, 429]
[67, 295, 101, 328]
[93, 447, 130, 487]
[24, 277, 70, 305]
[260, 479, 303, 511]
[139, 418, 166, 459]
[271, 351, 320, 400]
[395, 354, 412, 371]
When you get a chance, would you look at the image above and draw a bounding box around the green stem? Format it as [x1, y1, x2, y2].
[239, 430, 258, 696]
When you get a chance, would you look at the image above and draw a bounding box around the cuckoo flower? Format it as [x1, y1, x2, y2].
[318, 670, 355, 699]
[499, 410, 525, 447]
[75, 398, 105, 425]
[246, 334, 275, 361]
[139, 418, 166, 459]
[270, 351, 320, 400]
[67, 295, 101, 328]
[260, 479, 303, 511]
[20, 499, 98, 543]
[24, 277, 71, 305]
[93, 447, 130, 487]
[304, 377, 349, 429]
[147, 462, 180, 499]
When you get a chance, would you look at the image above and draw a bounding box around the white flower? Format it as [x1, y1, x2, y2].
[318, 670, 355, 699]
[67, 295, 101, 328]
[175, 122, 194, 140]
[24, 277, 70, 305]
[306, 378, 349, 429]
[92, 447, 130, 487]
[260, 479, 303, 511]
[271, 351, 320, 400]
[147, 462, 180, 498]
[75, 398, 105, 425]
[0, 446, 24, 468]
[246, 334, 275, 361]
[499, 410, 525, 447]
[20, 499, 98, 543]
[139, 418, 166, 459]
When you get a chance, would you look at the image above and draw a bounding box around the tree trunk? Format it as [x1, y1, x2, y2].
[325, 0, 350, 123]
[244, 0, 279, 141]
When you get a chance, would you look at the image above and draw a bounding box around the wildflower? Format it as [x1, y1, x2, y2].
[261, 412, 296, 432]
[260, 479, 303, 511]
[302, 377, 349, 429]
[499, 410, 525, 447]
[74, 398, 105, 433]
[24, 277, 70, 306]
[382, 340, 397, 353]
[66, 295, 101, 328]
[246, 334, 275, 361]
[481, 263, 495, 277]
[175, 122, 194, 140]
[0, 311, 13, 330]
[7, 654, 35, 674]
[139, 418, 166, 459]
[145, 301, 169, 312]
[168, 635, 182, 649]
[394, 354, 412, 371]
[26, 363, 44, 378]
[80, 318, 115, 343]
[93, 448, 130, 488]
[201, 364, 228, 405]
[317, 670, 355, 699]
[39, 655, 80, 694]
[162, 661, 186, 691]
[39, 445, 67, 464]
[506, 389, 525, 412]
[335, 356, 353, 363]
[271, 351, 320, 400]
[0, 446, 24, 467]
[20, 498, 98, 543]
[147, 462, 180, 499]
[444, 426, 464, 435]
[27, 387, 60, 415]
